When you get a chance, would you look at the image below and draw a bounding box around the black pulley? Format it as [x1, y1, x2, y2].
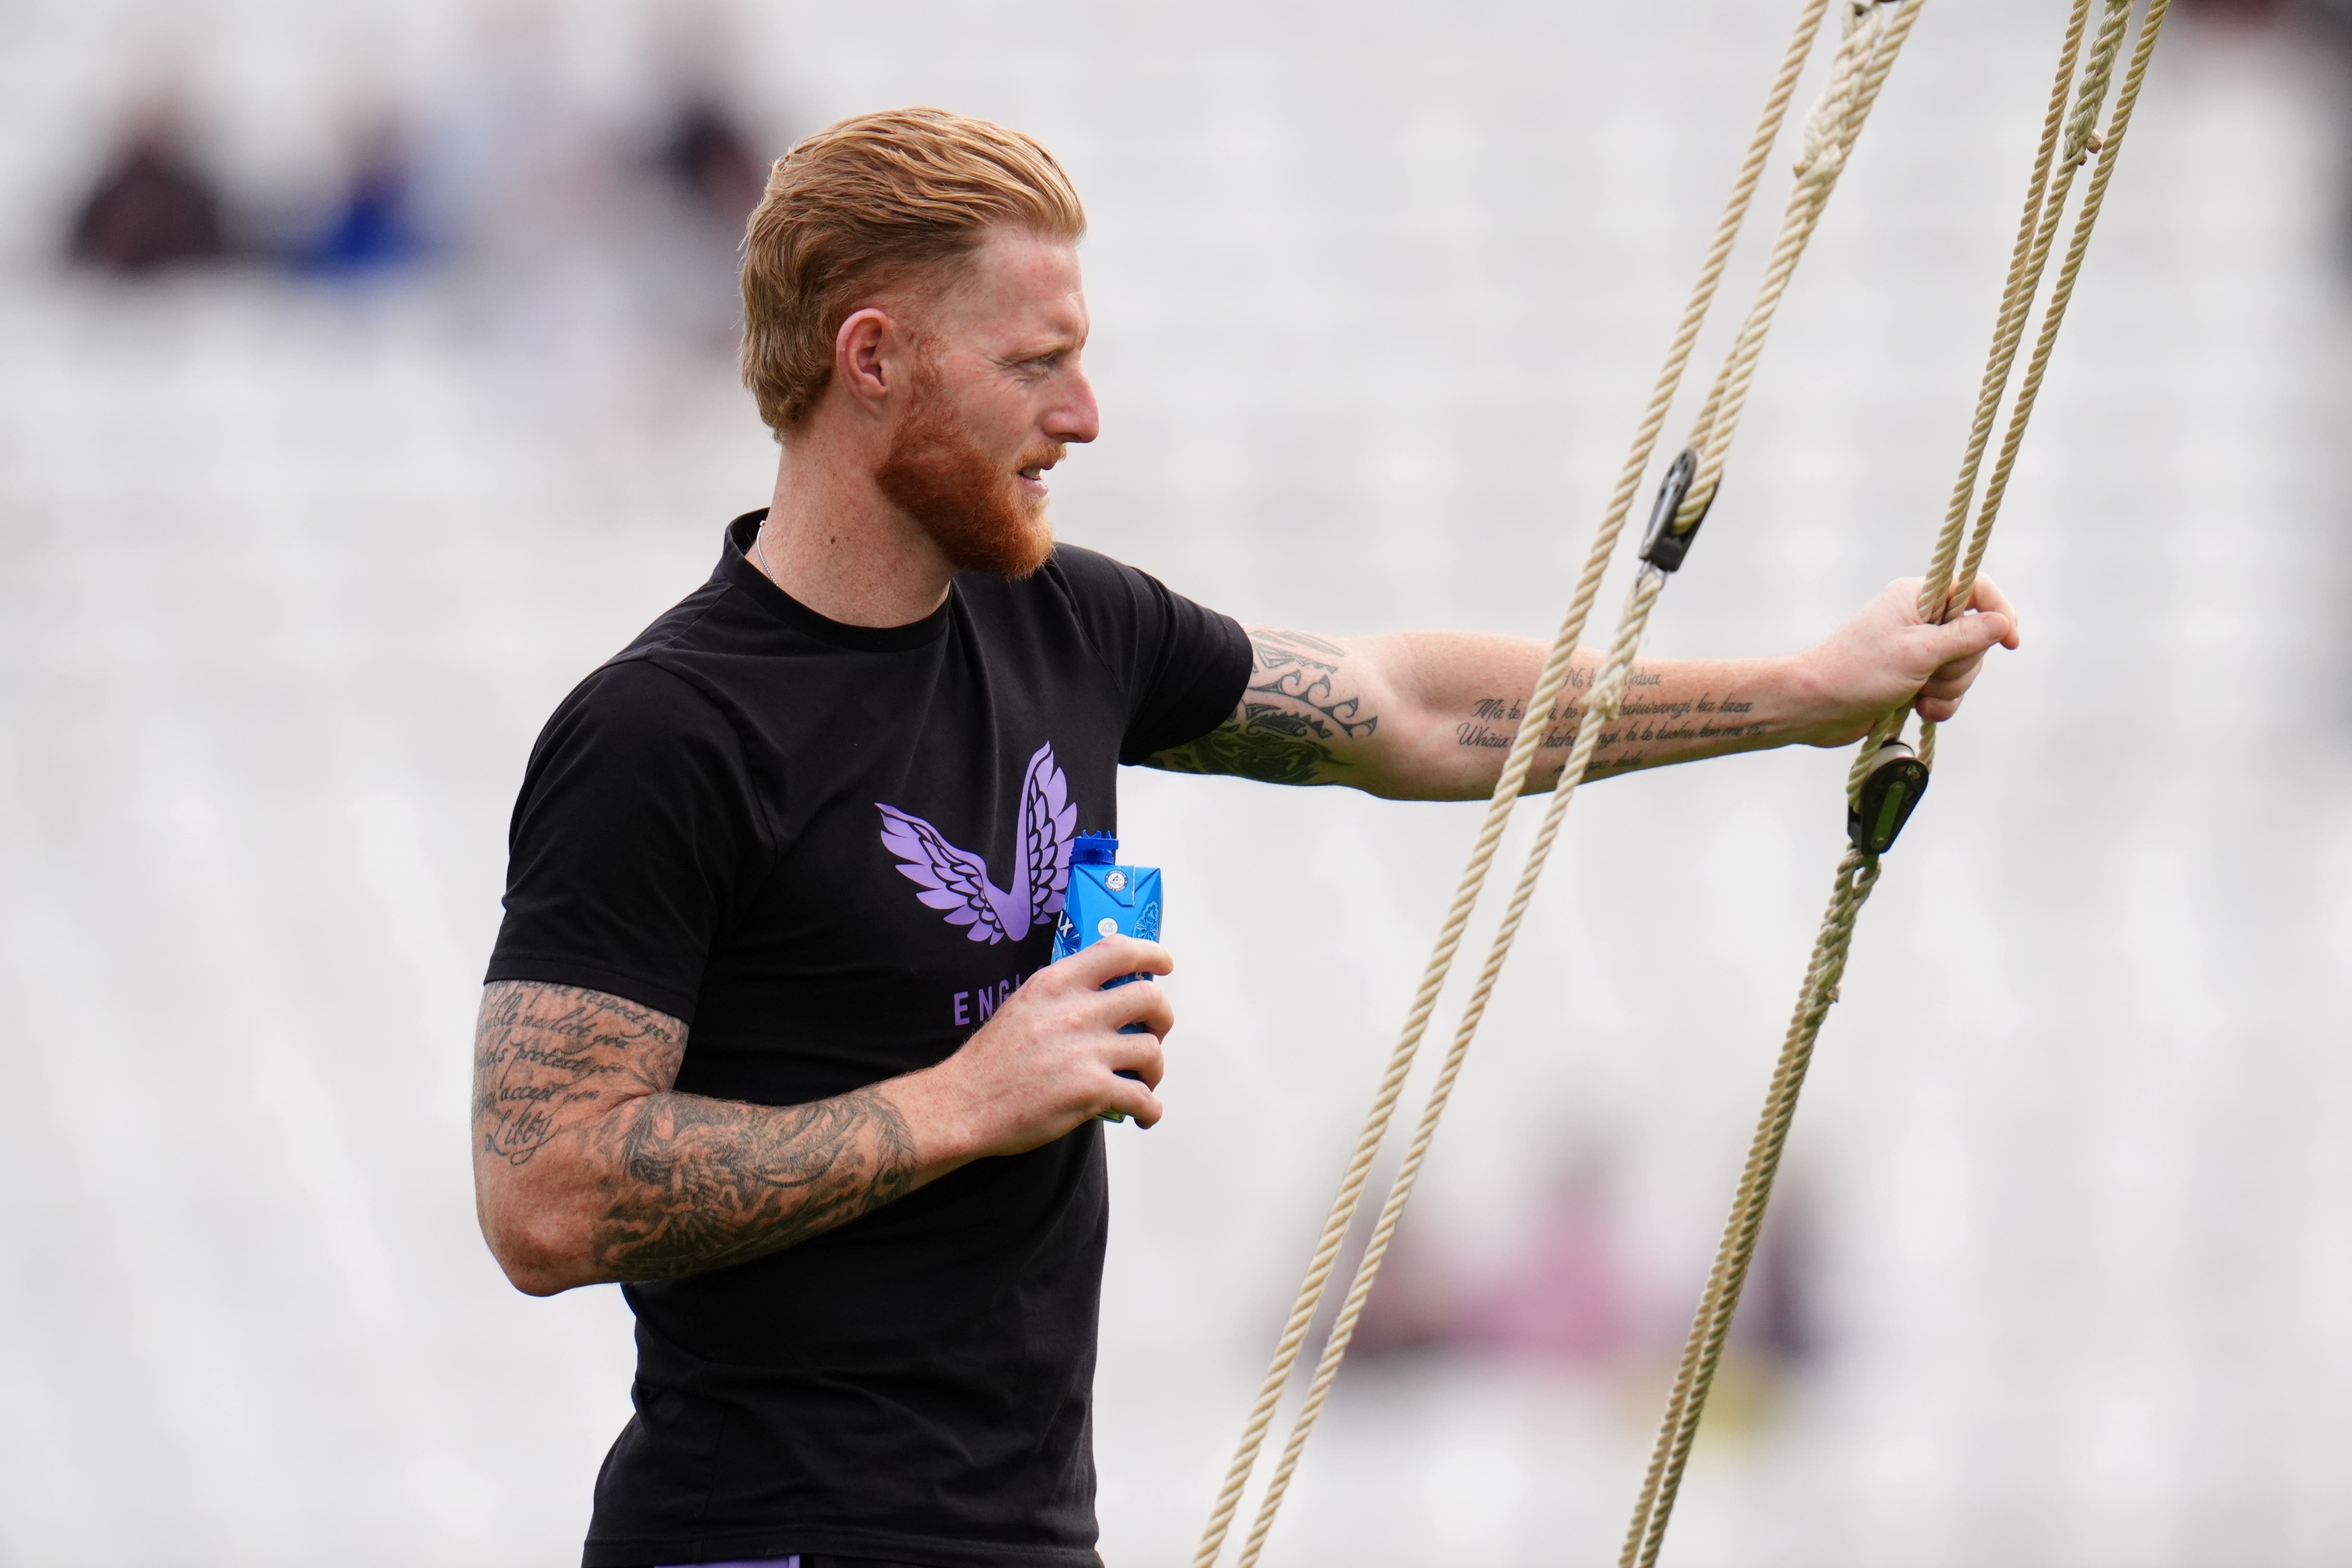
[1637, 446, 1716, 573]
[1848, 741, 1929, 854]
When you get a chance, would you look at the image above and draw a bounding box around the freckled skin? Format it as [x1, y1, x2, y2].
[1146, 573, 2019, 801]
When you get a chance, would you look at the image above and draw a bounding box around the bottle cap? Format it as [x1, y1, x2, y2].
[1071, 831, 1118, 865]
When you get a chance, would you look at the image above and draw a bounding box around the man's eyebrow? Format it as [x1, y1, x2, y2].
[1001, 333, 1082, 363]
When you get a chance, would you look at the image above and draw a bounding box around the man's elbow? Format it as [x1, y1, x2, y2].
[497, 1249, 582, 1299]
[1347, 730, 1492, 803]
[478, 1184, 603, 1297]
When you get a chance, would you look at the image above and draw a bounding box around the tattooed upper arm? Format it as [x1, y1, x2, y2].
[1145, 625, 1381, 786]
[473, 980, 684, 1169]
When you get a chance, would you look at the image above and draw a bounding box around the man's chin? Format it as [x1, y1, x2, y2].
[963, 514, 1055, 579]
[875, 410, 1059, 578]
[921, 503, 1054, 579]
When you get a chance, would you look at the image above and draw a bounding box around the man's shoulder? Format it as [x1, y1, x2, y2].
[540, 655, 735, 764]
[610, 570, 740, 666]
[558, 559, 781, 735]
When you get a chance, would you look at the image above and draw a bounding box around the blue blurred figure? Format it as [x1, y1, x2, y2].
[299, 115, 429, 277]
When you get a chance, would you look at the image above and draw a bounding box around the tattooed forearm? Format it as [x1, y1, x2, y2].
[590, 1088, 919, 1281]
[1145, 621, 1805, 802]
[1146, 626, 1380, 786]
[471, 980, 925, 1292]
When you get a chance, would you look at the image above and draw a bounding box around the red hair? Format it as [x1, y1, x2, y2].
[740, 107, 1086, 432]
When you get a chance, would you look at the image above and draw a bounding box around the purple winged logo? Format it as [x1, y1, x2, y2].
[877, 741, 1078, 944]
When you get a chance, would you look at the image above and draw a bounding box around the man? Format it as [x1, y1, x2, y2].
[473, 108, 2016, 1568]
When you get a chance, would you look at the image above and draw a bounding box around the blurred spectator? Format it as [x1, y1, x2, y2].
[1731, 1187, 1818, 1367]
[2187, 0, 2286, 17]
[1353, 1153, 1638, 1365]
[1353, 1154, 1822, 1378]
[1453, 1156, 1632, 1362]
[2298, 0, 2352, 34]
[1349, 1209, 1454, 1357]
[616, 84, 772, 349]
[417, 7, 636, 385]
[2277, 1, 2352, 268]
[615, 3, 779, 350]
[298, 113, 431, 277]
[68, 99, 228, 274]
[657, 97, 766, 234]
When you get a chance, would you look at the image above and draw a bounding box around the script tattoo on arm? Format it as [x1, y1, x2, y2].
[1452, 664, 1768, 784]
[472, 981, 921, 1287]
[1144, 626, 1380, 786]
[474, 980, 681, 1166]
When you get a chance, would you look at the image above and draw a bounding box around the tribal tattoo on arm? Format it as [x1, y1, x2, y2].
[1144, 626, 1380, 786]
[472, 981, 921, 1287]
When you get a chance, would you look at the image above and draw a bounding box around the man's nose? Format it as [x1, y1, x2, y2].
[1046, 369, 1100, 446]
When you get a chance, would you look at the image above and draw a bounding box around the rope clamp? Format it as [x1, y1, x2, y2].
[1638, 446, 1715, 573]
[1848, 740, 1929, 854]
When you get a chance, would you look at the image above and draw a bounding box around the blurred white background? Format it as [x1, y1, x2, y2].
[3, 0, 2350, 1564]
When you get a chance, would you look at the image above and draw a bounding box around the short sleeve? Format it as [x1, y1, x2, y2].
[1048, 546, 1252, 765]
[485, 659, 765, 1024]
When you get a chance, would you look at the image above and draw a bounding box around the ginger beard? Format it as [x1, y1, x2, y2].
[875, 358, 1061, 578]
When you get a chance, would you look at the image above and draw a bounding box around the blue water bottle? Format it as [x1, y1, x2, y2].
[1052, 832, 1163, 1124]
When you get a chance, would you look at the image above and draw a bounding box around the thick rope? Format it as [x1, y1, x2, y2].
[1949, 0, 2170, 615]
[1920, 0, 2100, 623]
[1686, 0, 1926, 516]
[1617, 850, 1882, 1568]
[1185, 5, 1840, 1561]
[1620, 4, 2169, 1565]
[1226, 16, 1923, 1544]
[1232, 565, 1665, 1568]
[1850, 0, 2114, 799]
[1199, 6, 1928, 1565]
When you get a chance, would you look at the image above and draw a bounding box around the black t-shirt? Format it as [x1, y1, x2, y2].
[487, 512, 1251, 1568]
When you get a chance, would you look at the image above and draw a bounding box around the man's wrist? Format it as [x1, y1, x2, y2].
[879, 1064, 985, 1176]
[1768, 648, 1882, 752]
[1764, 649, 1846, 748]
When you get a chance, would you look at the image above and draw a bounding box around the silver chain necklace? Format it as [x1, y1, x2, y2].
[753, 519, 781, 587]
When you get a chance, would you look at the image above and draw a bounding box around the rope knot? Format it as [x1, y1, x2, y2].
[1791, 0, 1898, 185]
[1793, 140, 1848, 184]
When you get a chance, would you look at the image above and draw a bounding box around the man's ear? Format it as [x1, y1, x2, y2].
[834, 307, 915, 420]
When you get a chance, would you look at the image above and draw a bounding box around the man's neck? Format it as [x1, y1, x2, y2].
[751, 443, 956, 629]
